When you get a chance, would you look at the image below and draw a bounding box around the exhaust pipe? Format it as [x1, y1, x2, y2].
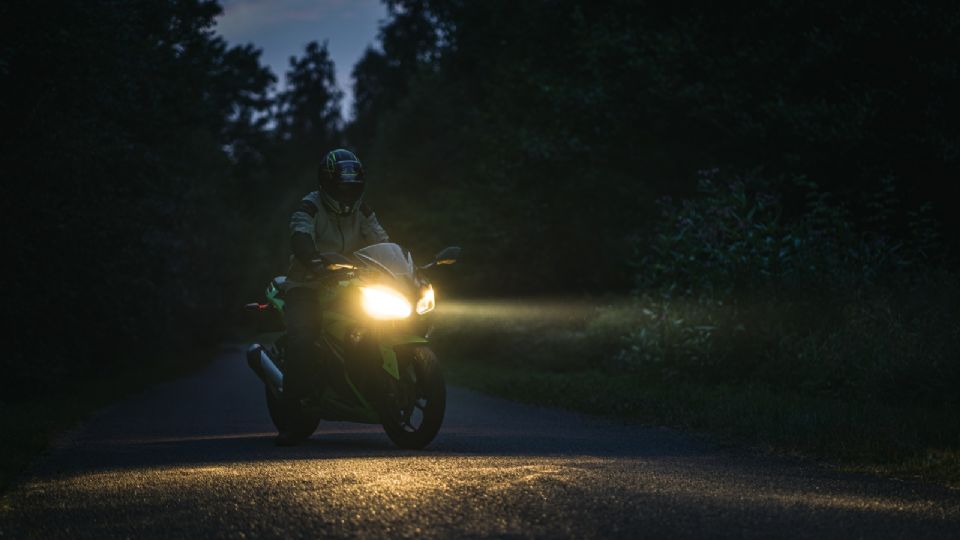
[247, 344, 283, 394]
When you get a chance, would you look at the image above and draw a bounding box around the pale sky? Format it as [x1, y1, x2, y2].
[215, 0, 388, 120]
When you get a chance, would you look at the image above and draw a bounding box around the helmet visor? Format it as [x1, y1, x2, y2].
[332, 181, 364, 205]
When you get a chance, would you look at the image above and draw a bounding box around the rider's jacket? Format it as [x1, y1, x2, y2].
[286, 190, 389, 286]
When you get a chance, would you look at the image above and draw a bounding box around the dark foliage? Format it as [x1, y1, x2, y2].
[349, 0, 960, 293]
[1, 1, 339, 399]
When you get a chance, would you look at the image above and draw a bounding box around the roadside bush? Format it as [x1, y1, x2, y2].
[639, 170, 940, 299]
[617, 171, 958, 409]
[771, 278, 960, 406]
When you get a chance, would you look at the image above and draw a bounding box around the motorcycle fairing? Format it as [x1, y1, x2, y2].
[379, 335, 430, 380]
[354, 243, 415, 280]
[266, 279, 285, 311]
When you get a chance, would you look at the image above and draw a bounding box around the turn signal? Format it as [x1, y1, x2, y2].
[416, 285, 435, 315]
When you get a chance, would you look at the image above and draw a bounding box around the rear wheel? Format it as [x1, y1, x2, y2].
[380, 346, 446, 449]
[265, 387, 319, 440]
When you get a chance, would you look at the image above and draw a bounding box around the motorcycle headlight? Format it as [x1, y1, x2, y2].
[416, 285, 435, 315]
[360, 285, 412, 320]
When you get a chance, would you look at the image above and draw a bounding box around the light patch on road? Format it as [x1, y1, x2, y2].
[11, 455, 955, 537]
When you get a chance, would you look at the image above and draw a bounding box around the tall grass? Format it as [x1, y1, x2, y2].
[625, 171, 958, 408]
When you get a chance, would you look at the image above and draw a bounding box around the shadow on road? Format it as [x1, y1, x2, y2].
[37, 421, 705, 478]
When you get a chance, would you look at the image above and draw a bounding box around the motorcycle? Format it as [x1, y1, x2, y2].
[246, 242, 460, 449]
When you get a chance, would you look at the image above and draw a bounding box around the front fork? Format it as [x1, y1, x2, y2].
[378, 336, 429, 380]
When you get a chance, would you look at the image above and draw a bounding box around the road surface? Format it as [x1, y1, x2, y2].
[2, 345, 959, 538]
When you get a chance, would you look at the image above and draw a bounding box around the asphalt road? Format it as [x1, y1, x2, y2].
[2, 345, 959, 539]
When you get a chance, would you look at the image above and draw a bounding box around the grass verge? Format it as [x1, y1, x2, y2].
[443, 359, 960, 487]
[433, 299, 960, 488]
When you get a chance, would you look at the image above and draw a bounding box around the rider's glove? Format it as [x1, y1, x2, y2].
[308, 256, 329, 275]
[292, 232, 329, 275]
[292, 232, 317, 265]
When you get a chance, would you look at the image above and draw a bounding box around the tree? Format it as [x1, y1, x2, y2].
[347, 0, 445, 147]
[275, 41, 343, 155]
[215, 43, 277, 168]
[1, 0, 280, 397]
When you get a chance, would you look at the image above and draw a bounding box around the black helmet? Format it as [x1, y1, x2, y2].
[318, 148, 365, 214]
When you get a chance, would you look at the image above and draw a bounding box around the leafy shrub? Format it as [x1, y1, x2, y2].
[769, 278, 960, 406]
[617, 170, 958, 408]
[639, 170, 942, 300]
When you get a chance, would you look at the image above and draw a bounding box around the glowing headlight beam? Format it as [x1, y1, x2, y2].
[416, 285, 436, 315]
[360, 285, 412, 320]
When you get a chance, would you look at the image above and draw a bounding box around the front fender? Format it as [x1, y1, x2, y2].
[379, 335, 429, 380]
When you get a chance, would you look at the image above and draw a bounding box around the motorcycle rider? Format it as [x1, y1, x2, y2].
[277, 148, 389, 446]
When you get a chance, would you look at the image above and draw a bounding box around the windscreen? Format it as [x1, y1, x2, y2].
[354, 243, 414, 278]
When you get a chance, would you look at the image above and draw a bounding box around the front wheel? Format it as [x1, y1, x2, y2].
[380, 346, 446, 449]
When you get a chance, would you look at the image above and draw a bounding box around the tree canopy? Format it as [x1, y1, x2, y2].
[1, 0, 341, 397]
[349, 0, 960, 292]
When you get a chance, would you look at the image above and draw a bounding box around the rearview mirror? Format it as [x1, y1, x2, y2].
[420, 246, 461, 269]
[434, 246, 461, 266]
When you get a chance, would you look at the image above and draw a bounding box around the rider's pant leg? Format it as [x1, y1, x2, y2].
[283, 287, 322, 401]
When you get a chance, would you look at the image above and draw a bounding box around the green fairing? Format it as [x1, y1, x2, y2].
[323, 311, 353, 341]
[379, 335, 430, 380]
[266, 283, 285, 311]
[344, 375, 378, 422]
[380, 345, 399, 379]
[307, 383, 379, 424]
[274, 273, 429, 381]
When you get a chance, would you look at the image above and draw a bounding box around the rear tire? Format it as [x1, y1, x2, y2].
[265, 387, 319, 440]
[380, 346, 446, 449]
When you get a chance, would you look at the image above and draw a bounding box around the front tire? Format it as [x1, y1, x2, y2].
[380, 346, 446, 449]
[265, 387, 319, 440]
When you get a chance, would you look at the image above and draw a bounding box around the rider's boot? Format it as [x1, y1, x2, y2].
[274, 395, 308, 447]
[275, 287, 318, 448]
